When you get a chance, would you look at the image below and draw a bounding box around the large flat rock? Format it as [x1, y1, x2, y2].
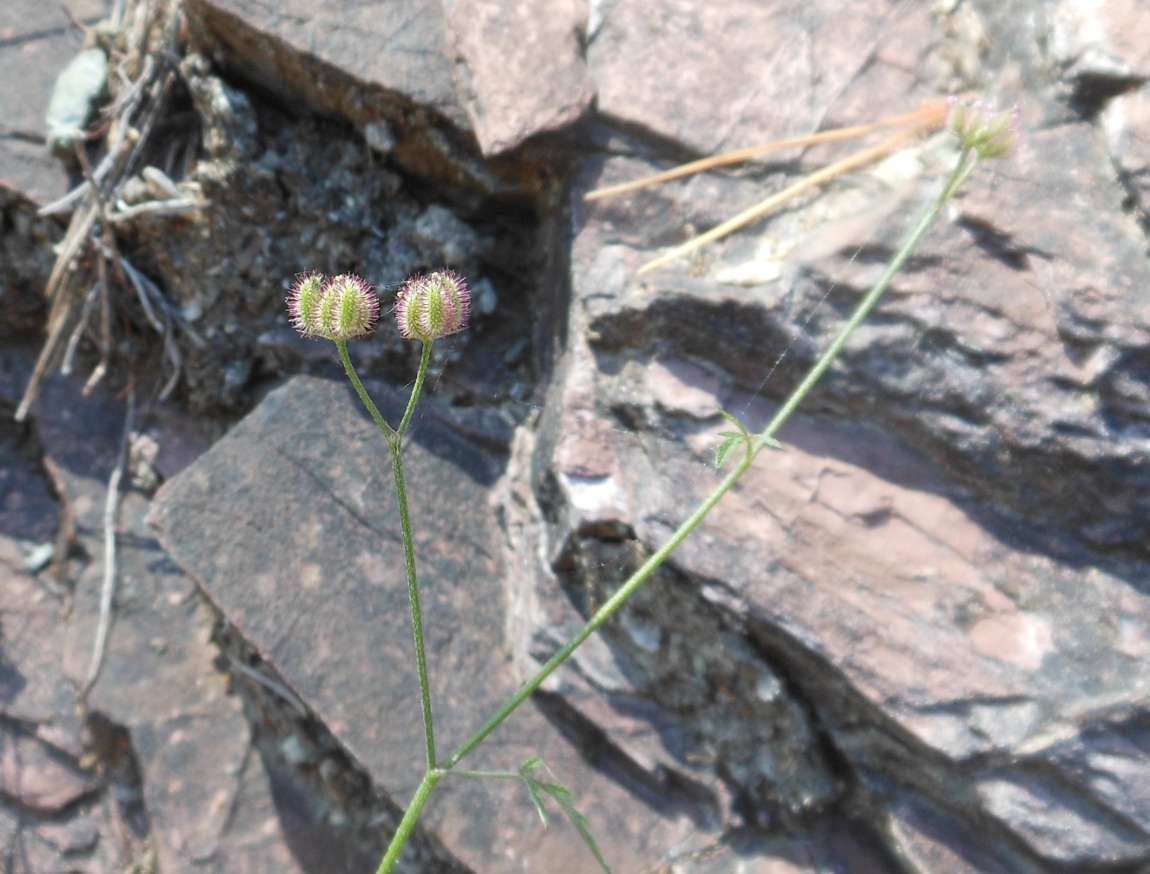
[150, 374, 713, 873]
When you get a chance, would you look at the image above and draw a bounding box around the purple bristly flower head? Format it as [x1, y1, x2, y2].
[288, 272, 379, 340]
[287, 272, 326, 336]
[395, 270, 471, 342]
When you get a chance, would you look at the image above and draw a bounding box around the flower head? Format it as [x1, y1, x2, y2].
[946, 97, 1020, 159]
[287, 272, 379, 340]
[395, 270, 471, 342]
[287, 272, 326, 335]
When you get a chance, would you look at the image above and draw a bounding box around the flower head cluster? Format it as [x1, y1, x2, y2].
[288, 272, 379, 340]
[395, 270, 471, 342]
[947, 97, 1020, 160]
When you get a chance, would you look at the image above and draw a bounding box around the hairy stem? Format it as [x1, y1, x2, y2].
[341, 340, 439, 768]
[389, 433, 437, 769]
[376, 143, 984, 870]
[444, 454, 750, 769]
[338, 339, 394, 438]
[375, 769, 444, 874]
[398, 341, 433, 441]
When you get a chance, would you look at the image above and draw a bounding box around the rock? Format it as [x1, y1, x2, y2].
[447, 0, 594, 156]
[548, 3, 1150, 867]
[150, 374, 715, 873]
[0, 138, 71, 214]
[126, 55, 543, 413]
[0, 0, 106, 205]
[0, 356, 117, 873]
[884, 794, 1034, 874]
[0, 727, 98, 812]
[661, 822, 899, 873]
[1049, 0, 1150, 81]
[183, 0, 590, 191]
[978, 765, 1150, 865]
[4, 354, 355, 873]
[579, 117, 1150, 558]
[0, 1, 109, 336]
[1105, 85, 1150, 213]
[5, 0, 1150, 870]
[587, 0, 903, 155]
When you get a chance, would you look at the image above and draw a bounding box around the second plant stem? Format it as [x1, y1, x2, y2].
[374, 144, 982, 873]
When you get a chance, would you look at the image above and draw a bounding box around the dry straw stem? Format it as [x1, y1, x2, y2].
[583, 98, 950, 275]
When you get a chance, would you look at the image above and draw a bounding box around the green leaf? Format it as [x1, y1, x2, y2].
[523, 777, 549, 826]
[718, 409, 751, 438]
[715, 436, 742, 468]
[519, 756, 543, 775]
[539, 781, 576, 800]
[544, 785, 613, 873]
[760, 436, 783, 450]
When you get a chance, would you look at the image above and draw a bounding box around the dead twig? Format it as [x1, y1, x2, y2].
[81, 379, 135, 696]
[118, 254, 187, 400]
[17, 0, 186, 421]
[583, 98, 951, 275]
[224, 653, 311, 718]
[638, 125, 923, 275]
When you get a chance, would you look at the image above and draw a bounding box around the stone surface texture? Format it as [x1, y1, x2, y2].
[3, 0, 1150, 872]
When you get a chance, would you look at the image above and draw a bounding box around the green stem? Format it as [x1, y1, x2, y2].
[340, 339, 439, 769]
[398, 341, 433, 441]
[337, 340, 394, 439]
[376, 143, 984, 868]
[375, 769, 444, 874]
[444, 453, 751, 770]
[389, 434, 437, 770]
[753, 147, 980, 451]
[445, 147, 982, 773]
[450, 769, 522, 780]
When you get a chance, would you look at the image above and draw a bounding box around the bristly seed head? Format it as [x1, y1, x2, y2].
[288, 272, 326, 336]
[287, 272, 379, 340]
[395, 270, 471, 342]
[946, 97, 1020, 160]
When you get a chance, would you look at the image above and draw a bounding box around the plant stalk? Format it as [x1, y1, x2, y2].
[375, 769, 444, 874]
[341, 339, 439, 769]
[376, 143, 985, 869]
[389, 434, 437, 770]
[755, 146, 979, 449]
[445, 147, 981, 773]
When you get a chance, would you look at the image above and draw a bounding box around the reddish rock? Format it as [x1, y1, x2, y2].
[555, 6, 1150, 863]
[587, 0, 901, 155]
[183, 0, 592, 193]
[884, 796, 1026, 874]
[447, 0, 594, 155]
[0, 703, 97, 813]
[16, 367, 365, 874]
[978, 768, 1150, 865]
[1051, 0, 1150, 78]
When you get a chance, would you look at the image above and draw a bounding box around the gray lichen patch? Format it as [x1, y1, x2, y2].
[45, 47, 108, 153]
